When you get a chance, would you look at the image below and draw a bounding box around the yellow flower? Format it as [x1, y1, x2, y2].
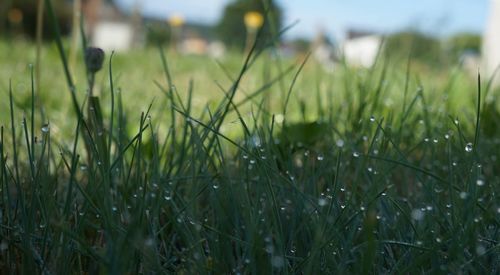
[168, 14, 184, 27]
[244, 11, 264, 29]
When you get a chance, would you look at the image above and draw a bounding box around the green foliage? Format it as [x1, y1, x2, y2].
[385, 30, 443, 66]
[215, 0, 283, 50]
[446, 32, 482, 60]
[145, 22, 171, 46]
[1, 0, 72, 39]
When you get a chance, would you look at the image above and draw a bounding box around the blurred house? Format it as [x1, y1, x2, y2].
[82, 0, 143, 51]
[483, 0, 500, 83]
[341, 30, 382, 67]
[177, 24, 226, 57]
[310, 30, 336, 70]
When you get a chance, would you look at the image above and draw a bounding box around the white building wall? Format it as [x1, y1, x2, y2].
[93, 22, 134, 52]
[483, 0, 500, 78]
[342, 35, 382, 68]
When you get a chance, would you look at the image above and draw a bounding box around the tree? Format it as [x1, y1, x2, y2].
[446, 32, 481, 60]
[215, 0, 283, 51]
[1, 0, 72, 39]
[384, 30, 442, 66]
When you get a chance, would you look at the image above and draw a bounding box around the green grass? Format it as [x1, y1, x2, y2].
[1, 10, 500, 274]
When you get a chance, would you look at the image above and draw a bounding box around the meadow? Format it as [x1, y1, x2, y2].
[0, 20, 499, 274]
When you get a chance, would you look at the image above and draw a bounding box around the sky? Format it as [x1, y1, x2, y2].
[115, 0, 490, 40]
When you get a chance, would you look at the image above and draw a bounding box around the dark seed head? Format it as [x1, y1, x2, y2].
[85, 47, 105, 73]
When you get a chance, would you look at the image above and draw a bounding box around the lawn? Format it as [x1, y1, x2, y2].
[0, 28, 499, 273]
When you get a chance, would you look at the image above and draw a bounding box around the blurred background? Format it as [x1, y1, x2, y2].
[1, 0, 497, 75]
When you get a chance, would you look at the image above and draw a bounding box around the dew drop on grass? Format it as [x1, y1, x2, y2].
[476, 179, 485, 186]
[318, 198, 327, 207]
[317, 154, 324, 161]
[80, 165, 88, 171]
[0, 240, 8, 251]
[465, 143, 473, 153]
[369, 116, 375, 122]
[411, 209, 425, 221]
[433, 138, 438, 144]
[112, 206, 118, 212]
[336, 139, 344, 148]
[352, 151, 360, 158]
[164, 195, 172, 201]
[459, 192, 468, 199]
[242, 154, 249, 159]
[444, 134, 450, 140]
[212, 184, 219, 189]
[41, 124, 50, 133]
[271, 255, 284, 268]
[476, 245, 486, 256]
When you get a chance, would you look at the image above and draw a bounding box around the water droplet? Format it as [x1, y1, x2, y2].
[465, 143, 473, 153]
[80, 165, 88, 171]
[0, 240, 8, 251]
[476, 245, 486, 255]
[249, 159, 256, 164]
[476, 179, 485, 186]
[360, 206, 366, 211]
[424, 138, 430, 142]
[242, 154, 249, 159]
[317, 154, 324, 161]
[444, 134, 450, 140]
[459, 192, 468, 199]
[411, 209, 425, 221]
[433, 138, 438, 144]
[41, 124, 50, 133]
[352, 151, 360, 158]
[271, 255, 284, 268]
[369, 116, 375, 122]
[367, 167, 373, 173]
[426, 206, 433, 211]
[318, 198, 327, 207]
[164, 195, 172, 201]
[144, 238, 155, 247]
[212, 184, 219, 189]
[112, 206, 118, 212]
[436, 237, 442, 243]
[336, 139, 344, 148]
[340, 205, 346, 209]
